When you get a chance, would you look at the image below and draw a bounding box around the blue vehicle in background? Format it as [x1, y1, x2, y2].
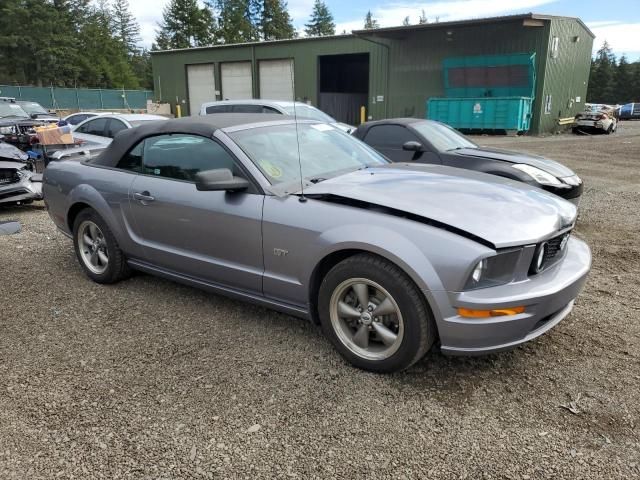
[619, 103, 640, 120]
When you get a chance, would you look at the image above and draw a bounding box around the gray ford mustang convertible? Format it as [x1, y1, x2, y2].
[43, 114, 591, 373]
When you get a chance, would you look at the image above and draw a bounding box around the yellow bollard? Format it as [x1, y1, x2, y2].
[175, 104, 182, 118]
[360, 106, 366, 124]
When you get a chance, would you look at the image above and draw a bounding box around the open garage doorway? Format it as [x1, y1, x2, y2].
[318, 53, 369, 125]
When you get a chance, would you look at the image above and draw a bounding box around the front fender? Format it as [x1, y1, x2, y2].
[310, 224, 446, 294]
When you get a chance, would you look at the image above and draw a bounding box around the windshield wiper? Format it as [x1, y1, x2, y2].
[0, 115, 28, 119]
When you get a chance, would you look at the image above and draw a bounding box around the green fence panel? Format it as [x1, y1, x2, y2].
[0, 85, 153, 110]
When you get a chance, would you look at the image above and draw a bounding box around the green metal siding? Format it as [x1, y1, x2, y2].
[377, 19, 551, 132]
[152, 36, 386, 117]
[537, 18, 594, 133]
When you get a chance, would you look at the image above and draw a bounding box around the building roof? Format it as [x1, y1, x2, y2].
[151, 13, 594, 55]
[353, 13, 595, 38]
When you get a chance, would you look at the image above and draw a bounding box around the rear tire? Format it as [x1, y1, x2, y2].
[606, 124, 614, 134]
[318, 253, 436, 373]
[72, 208, 131, 284]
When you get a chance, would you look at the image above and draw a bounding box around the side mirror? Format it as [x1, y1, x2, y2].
[195, 168, 250, 192]
[402, 141, 423, 152]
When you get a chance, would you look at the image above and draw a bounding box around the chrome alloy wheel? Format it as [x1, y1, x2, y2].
[77, 220, 109, 275]
[329, 278, 404, 361]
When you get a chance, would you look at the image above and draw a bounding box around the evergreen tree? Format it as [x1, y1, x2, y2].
[260, 0, 296, 40]
[418, 9, 428, 24]
[305, 0, 335, 37]
[112, 0, 141, 55]
[214, 0, 260, 43]
[155, 0, 216, 50]
[402, 16, 410, 26]
[613, 55, 632, 103]
[363, 10, 379, 29]
[587, 41, 617, 103]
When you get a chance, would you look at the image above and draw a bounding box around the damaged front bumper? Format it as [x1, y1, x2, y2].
[0, 173, 43, 205]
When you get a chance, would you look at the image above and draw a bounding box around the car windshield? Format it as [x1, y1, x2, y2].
[281, 105, 335, 123]
[18, 102, 48, 115]
[229, 123, 388, 187]
[411, 121, 477, 152]
[0, 102, 30, 119]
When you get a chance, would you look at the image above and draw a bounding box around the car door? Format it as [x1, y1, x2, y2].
[362, 125, 442, 164]
[73, 117, 111, 145]
[128, 133, 264, 294]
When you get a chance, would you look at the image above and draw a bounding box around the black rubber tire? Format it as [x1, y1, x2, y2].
[606, 125, 613, 134]
[72, 208, 131, 284]
[318, 253, 436, 373]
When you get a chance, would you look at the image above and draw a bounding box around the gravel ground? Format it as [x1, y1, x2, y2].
[1, 122, 639, 479]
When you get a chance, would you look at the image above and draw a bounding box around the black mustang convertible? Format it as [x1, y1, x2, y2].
[354, 118, 583, 205]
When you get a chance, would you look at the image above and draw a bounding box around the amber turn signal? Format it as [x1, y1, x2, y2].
[457, 306, 525, 318]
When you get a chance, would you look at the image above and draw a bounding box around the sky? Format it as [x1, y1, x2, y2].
[131, 0, 640, 60]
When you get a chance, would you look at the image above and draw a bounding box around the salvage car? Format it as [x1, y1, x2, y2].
[71, 113, 167, 146]
[43, 114, 591, 373]
[573, 108, 618, 134]
[200, 99, 355, 133]
[0, 140, 42, 205]
[16, 101, 59, 123]
[0, 101, 44, 150]
[354, 118, 583, 205]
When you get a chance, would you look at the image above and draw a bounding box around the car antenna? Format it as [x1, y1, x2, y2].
[290, 65, 307, 203]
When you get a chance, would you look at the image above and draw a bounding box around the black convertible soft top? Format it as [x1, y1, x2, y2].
[90, 113, 287, 168]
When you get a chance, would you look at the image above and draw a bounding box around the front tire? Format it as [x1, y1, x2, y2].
[318, 254, 436, 373]
[72, 209, 131, 284]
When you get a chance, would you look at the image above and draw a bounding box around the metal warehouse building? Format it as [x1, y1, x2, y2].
[151, 13, 594, 134]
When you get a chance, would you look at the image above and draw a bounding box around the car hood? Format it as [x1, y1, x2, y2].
[451, 147, 575, 178]
[0, 141, 28, 162]
[304, 164, 576, 249]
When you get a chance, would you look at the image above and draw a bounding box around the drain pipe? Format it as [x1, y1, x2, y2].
[353, 32, 391, 119]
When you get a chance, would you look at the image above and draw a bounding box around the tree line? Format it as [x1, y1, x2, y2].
[0, 0, 152, 89]
[587, 41, 640, 104]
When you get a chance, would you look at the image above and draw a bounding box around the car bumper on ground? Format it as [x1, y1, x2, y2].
[575, 120, 606, 131]
[434, 236, 591, 355]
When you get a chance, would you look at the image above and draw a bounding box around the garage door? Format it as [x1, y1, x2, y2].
[221, 62, 253, 100]
[259, 59, 295, 101]
[187, 63, 216, 116]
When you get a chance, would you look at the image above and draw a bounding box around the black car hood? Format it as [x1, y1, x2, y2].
[0, 141, 28, 162]
[450, 147, 575, 178]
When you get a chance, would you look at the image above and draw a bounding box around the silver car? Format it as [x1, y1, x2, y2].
[71, 113, 167, 146]
[199, 99, 355, 133]
[43, 114, 591, 372]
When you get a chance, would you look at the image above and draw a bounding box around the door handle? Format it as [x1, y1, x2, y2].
[133, 191, 155, 203]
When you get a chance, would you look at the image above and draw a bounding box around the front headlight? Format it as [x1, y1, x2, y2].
[512, 164, 561, 186]
[465, 250, 521, 290]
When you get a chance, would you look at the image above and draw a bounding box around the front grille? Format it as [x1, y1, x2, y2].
[530, 231, 571, 274]
[0, 168, 20, 185]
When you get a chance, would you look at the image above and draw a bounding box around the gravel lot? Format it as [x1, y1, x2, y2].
[1, 122, 639, 479]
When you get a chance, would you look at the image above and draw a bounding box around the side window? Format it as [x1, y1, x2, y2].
[205, 105, 232, 114]
[116, 141, 143, 172]
[363, 125, 420, 148]
[232, 104, 263, 113]
[77, 118, 108, 136]
[69, 114, 89, 125]
[261, 106, 281, 114]
[107, 119, 127, 138]
[142, 134, 238, 182]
